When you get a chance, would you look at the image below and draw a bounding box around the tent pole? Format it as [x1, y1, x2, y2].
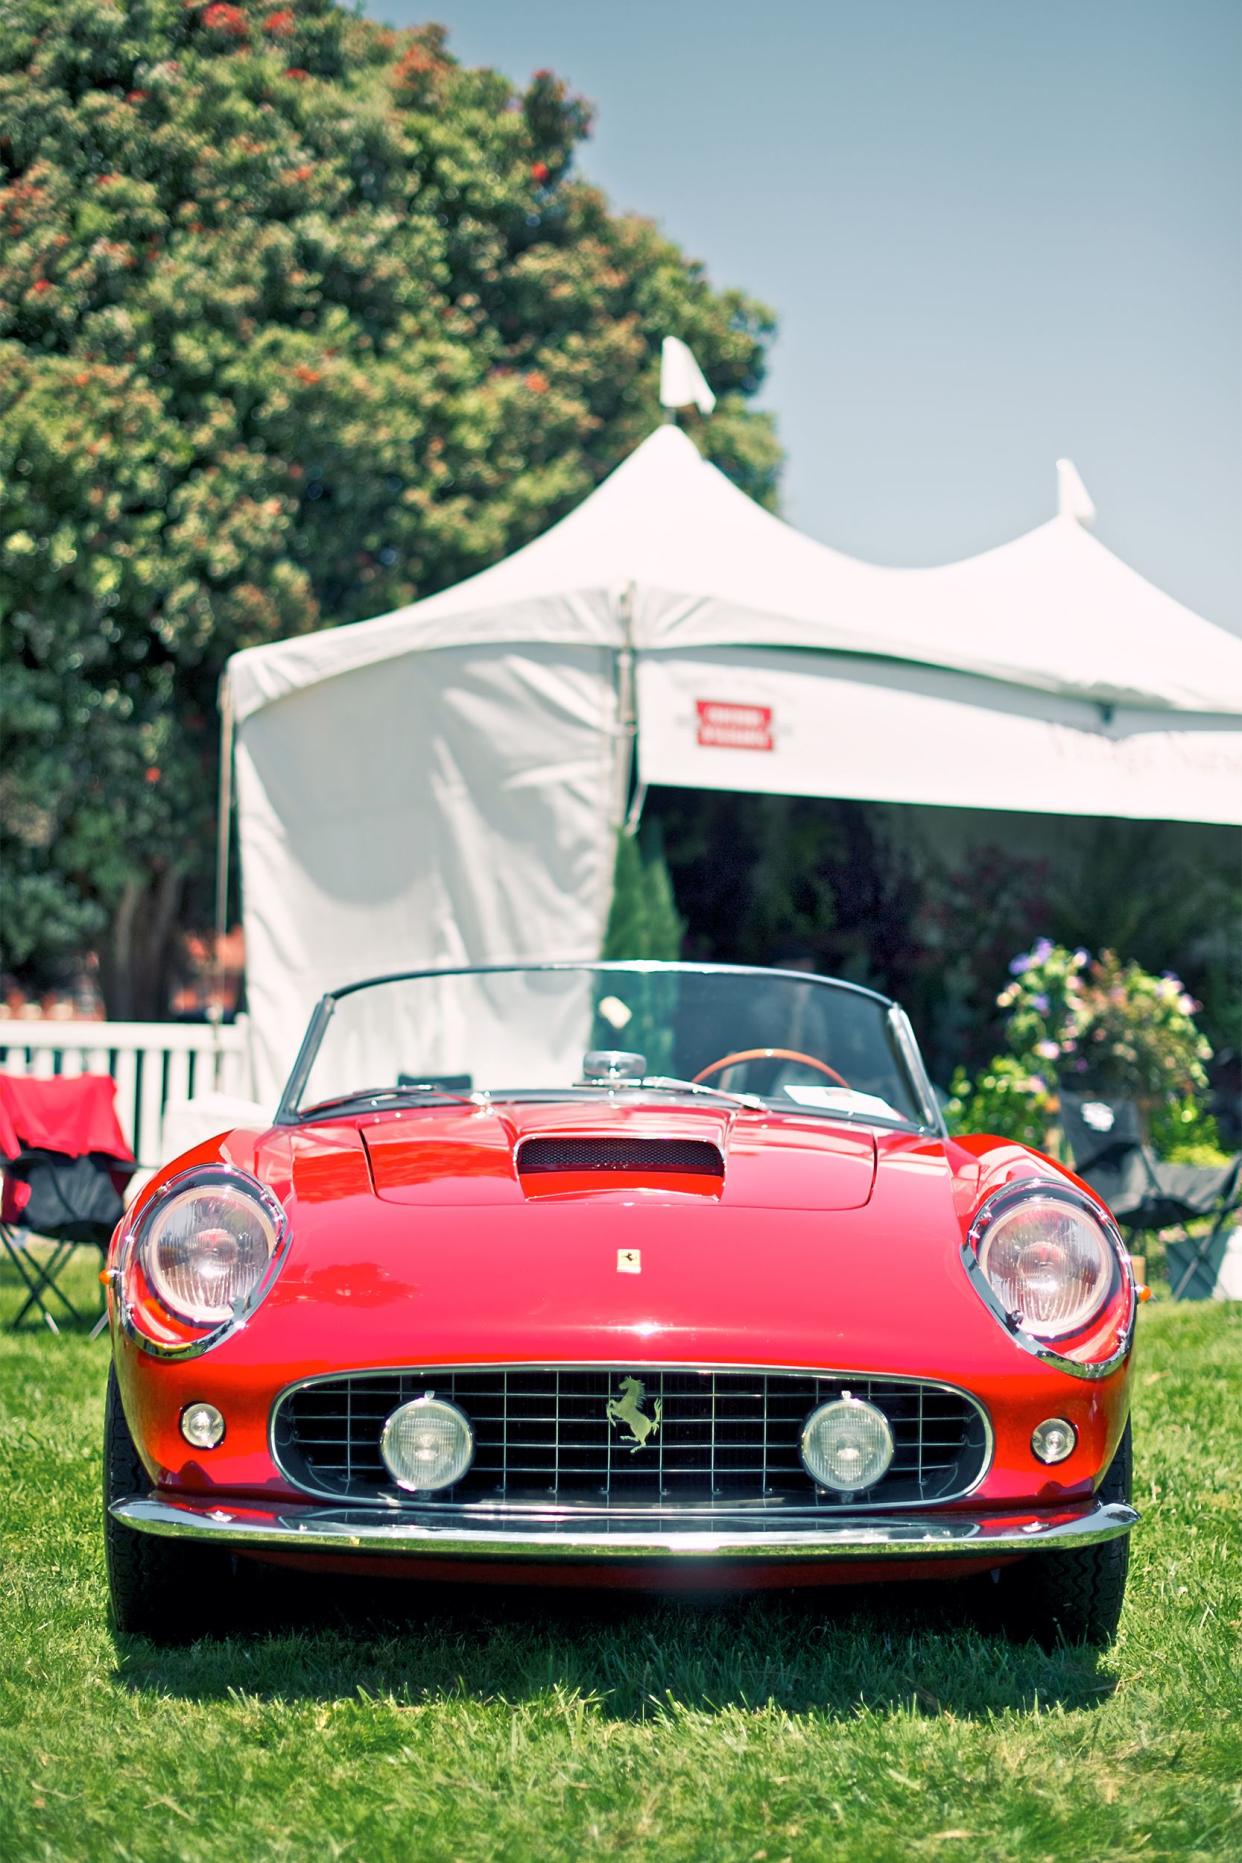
[623, 780, 648, 836]
[615, 581, 640, 835]
[210, 673, 235, 1031]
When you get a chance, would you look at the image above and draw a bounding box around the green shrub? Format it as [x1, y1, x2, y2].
[944, 1056, 1056, 1148]
[1148, 1094, 1228, 1165]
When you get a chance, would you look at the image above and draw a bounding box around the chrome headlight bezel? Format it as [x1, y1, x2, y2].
[118, 1164, 291, 1359]
[963, 1177, 1136, 1380]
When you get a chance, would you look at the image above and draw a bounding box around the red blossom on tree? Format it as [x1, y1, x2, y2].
[524, 370, 549, 394]
[283, 67, 310, 80]
[293, 363, 322, 384]
[530, 160, 549, 184]
[262, 8, 296, 34]
[390, 40, 446, 103]
[31, 278, 52, 294]
[396, 45, 438, 76]
[201, 4, 248, 37]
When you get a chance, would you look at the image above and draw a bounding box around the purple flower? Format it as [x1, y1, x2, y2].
[1031, 993, 1050, 1014]
[1009, 954, 1033, 976]
[1031, 937, 1054, 963]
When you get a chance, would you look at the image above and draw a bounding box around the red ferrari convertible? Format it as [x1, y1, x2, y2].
[103, 962, 1139, 1644]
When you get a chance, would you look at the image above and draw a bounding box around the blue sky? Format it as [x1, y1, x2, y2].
[375, 1, 1241, 635]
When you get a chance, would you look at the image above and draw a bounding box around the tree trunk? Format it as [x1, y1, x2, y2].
[99, 865, 186, 1022]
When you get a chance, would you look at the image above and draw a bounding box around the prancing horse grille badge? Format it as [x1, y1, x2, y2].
[606, 1376, 663, 1452]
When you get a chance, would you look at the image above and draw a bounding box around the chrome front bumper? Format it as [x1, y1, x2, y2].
[111, 1494, 1138, 1562]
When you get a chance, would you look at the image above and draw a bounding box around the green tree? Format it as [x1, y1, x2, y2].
[602, 825, 684, 964]
[0, 0, 779, 1015]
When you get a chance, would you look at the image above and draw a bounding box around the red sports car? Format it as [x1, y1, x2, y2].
[103, 962, 1139, 1644]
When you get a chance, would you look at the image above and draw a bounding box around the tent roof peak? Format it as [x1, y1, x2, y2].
[226, 425, 1242, 726]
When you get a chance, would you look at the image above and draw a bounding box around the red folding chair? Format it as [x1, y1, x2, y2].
[0, 1074, 135, 1334]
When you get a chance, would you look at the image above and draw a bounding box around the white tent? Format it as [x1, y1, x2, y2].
[226, 425, 1242, 1101]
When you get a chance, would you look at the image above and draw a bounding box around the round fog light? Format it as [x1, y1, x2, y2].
[1032, 1417, 1077, 1464]
[801, 1395, 895, 1493]
[380, 1395, 474, 1493]
[180, 1402, 225, 1449]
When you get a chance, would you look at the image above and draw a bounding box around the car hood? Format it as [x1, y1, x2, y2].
[202, 1110, 1012, 1385]
[354, 1097, 879, 1212]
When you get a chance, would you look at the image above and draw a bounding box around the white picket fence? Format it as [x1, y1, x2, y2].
[0, 1018, 252, 1166]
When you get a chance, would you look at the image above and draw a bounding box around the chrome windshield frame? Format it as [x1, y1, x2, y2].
[275, 960, 934, 1131]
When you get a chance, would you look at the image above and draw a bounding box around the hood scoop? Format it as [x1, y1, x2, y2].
[517, 1137, 724, 1177]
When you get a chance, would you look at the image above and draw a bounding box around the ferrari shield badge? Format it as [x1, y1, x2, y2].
[606, 1376, 662, 1452]
[616, 1248, 641, 1274]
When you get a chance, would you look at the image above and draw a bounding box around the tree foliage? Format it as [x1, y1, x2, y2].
[0, 0, 779, 1013]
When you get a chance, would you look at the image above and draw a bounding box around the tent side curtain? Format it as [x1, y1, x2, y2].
[635, 649, 1242, 827]
[235, 641, 627, 1103]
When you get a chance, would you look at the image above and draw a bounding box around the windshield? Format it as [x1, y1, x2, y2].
[282, 964, 934, 1129]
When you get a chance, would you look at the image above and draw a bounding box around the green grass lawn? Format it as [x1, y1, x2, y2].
[1, 1253, 1239, 1862]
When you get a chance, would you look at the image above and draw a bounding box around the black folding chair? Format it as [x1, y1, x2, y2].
[1, 1073, 134, 1334]
[1, 1148, 132, 1333]
[1059, 1090, 1241, 1298]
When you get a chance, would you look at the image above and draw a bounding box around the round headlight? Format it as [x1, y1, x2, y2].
[801, 1395, 895, 1493]
[380, 1396, 474, 1493]
[141, 1178, 280, 1326]
[977, 1195, 1113, 1339]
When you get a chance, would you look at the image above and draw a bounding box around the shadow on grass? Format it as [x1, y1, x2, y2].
[112, 1567, 1119, 1721]
[0, 1249, 110, 1337]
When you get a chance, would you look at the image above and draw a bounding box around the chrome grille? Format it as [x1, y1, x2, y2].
[273, 1368, 990, 1512]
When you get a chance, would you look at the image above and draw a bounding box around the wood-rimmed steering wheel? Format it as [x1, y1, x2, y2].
[691, 1047, 850, 1089]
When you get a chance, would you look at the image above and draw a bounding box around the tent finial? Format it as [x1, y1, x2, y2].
[660, 336, 716, 417]
[1056, 458, 1096, 528]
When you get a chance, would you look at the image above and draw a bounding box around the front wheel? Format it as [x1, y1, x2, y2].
[103, 1365, 245, 1641]
[993, 1419, 1133, 1648]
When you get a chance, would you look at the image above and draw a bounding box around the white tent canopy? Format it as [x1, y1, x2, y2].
[226, 425, 1242, 1100]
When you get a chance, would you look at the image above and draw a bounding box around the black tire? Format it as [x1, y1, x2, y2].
[993, 1418, 1133, 1649]
[103, 1364, 244, 1641]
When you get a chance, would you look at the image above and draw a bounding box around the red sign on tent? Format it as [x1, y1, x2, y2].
[695, 700, 774, 751]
